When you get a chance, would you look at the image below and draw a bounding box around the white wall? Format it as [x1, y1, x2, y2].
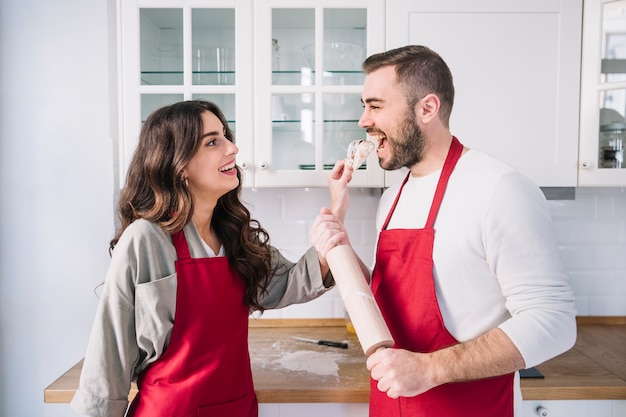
[0, 0, 117, 416]
[1, 1, 625, 417]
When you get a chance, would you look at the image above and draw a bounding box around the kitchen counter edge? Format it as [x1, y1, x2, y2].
[44, 316, 626, 403]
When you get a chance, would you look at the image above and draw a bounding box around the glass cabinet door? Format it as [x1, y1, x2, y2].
[598, 1, 626, 169]
[192, 9, 235, 86]
[119, 1, 253, 187]
[138, 7, 237, 134]
[120, 0, 381, 188]
[254, 0, 385, 187]
[579, 0, 626, 185]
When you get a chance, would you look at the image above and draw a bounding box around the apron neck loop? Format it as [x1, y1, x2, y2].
[171, 229, 192, 260]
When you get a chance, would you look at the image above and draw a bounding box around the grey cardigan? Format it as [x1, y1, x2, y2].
[71, 219, 333, 417]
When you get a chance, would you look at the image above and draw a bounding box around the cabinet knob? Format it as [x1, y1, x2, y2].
[239, 161, 248, 170]
[536, 406, 549, 416]
[259, 161, 269, 170]
[580, 160, 591, 169]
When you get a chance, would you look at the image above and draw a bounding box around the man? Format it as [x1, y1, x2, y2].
[313, 45, 576, 417]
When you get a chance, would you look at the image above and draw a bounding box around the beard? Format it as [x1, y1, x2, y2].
[379, 109, 425, 171]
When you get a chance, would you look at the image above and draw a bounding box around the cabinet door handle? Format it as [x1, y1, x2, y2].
[580, 160, 591, 169]
[239, 161, 248, 170]
[536, 406, 549, 416]
[259, 161, 269, 170]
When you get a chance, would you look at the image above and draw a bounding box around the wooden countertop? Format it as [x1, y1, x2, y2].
[44, 317, 626, 403]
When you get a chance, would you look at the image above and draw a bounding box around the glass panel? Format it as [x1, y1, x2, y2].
[599, 88, 626, 169]
[323, 93, 364, 168]
[192, 94, 236, 134]
[140, 9, 183, 85]
[272, 9, 315, 86]
[599, 2, 626, 169]
[192, 9, 235, 85]
[601, 1, 626, 83]
[141, 94, 184, 123]
[271, 93, 316, 169]
[323, 9, 366, 86]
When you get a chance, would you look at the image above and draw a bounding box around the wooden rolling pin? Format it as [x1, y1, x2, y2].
[326, 245, 394, 355]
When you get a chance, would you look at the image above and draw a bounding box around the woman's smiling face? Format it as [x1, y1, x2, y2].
[183, 110, 239, 203]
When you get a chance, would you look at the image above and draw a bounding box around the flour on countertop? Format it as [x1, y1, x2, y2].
[251, 337, 363, 379]
[276, 350, 345, 377]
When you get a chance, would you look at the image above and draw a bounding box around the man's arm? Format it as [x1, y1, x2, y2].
[367, 327, 524, 399]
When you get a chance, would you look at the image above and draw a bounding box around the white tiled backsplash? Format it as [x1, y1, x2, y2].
[242, 187, 626, 319]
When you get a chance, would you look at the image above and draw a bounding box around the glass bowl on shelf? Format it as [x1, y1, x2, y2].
[302, 42, 364, 71]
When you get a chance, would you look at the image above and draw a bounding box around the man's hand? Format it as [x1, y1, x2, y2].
[367, 348, 439, 399]
[367, 329, 525, 399]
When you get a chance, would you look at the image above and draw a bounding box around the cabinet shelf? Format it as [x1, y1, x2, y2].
[271, 119, 360, 123]
[140, 70, 364, 85]
[298, 164, 367, 170]
[270, 120, 362, 135]
[141, 71, 236, 85]
[272, 70, 365, 85]
[272, 70, 363, 75]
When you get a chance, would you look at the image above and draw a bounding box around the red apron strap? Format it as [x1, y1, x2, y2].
[425, 137, 463, 228]
[171, 230, 191, 260]
[381, 172, 411, 231]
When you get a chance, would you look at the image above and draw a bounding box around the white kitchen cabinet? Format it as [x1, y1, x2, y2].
[118, 0, 254, 186]
[253, 0, 385, 187]
[117, 0, 385, 188]
[260, 403, 368, 417]
[522, 400, 626, 417]
[578, 0, 626, 186]
[384, 0, 583, 187]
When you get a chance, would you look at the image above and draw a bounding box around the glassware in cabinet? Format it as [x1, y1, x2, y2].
[191, 9, 235, 86]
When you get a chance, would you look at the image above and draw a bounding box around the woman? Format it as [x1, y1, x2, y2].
[71, 100, 344, 417]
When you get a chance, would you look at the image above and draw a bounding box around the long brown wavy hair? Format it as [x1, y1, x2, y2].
[111, 99, 273, 310]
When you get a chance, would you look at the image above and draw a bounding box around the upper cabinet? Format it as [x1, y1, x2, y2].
[578, 0, 626, 186]
[118, 0, 254, 186]
[117, 0, 385, 188]
[385, 0, 583, 187]
[119, 0, 595, 189]
[253, 0, 385, 187]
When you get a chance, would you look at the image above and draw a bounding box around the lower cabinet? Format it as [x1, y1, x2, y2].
[259, 401, 626, 416]
[259, 400, 626, 417]
[522, 400, 626, 417]
[259, 403, 368, 417]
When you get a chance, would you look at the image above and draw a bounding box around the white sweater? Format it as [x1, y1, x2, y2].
[376, 149, 577, 368]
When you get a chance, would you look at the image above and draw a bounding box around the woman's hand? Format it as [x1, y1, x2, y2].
[328, 160, 353, 223]
[310, 207, 350, 274]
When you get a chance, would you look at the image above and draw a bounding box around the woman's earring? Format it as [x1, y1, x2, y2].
[184, 177, 189, 187]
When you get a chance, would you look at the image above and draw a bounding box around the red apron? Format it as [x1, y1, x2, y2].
[127, 230, 257, 417]
[370, 137, 514, 417]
